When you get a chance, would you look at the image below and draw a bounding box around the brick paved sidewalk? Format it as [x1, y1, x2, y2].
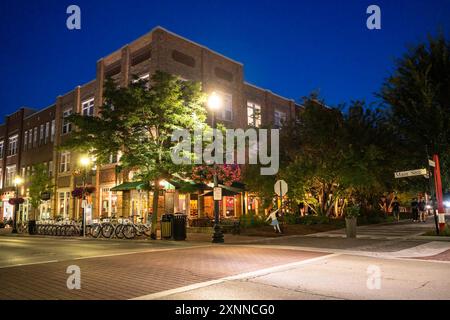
[0, 245, 327, 300]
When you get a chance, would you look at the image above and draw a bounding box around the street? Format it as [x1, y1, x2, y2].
[0, 220, 449, 300]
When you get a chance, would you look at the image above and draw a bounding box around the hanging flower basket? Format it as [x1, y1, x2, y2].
[9, 198, 25, 205]
[71, 187, 96, 199]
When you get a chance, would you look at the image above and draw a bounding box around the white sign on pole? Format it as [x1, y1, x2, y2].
[428, 160, 436, 167]
[394, 169, 427, 179]
[274, 180, 288, 197]
[213, 187, 222, 201]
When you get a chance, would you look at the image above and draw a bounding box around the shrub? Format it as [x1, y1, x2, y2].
[240, 212, 268, 228]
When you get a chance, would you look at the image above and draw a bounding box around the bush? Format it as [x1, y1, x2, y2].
[0, 221, 5, 228]
[240, 212, 268, 228]
[298, 215, 331, 225]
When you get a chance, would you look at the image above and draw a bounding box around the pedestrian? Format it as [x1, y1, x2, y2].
[411, 198, 419, 222]
[266, 208, 282, 234]
[392, 197, 400, 222]
[418, 197, 426, 223]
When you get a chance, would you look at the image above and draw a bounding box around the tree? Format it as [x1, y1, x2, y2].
[62, 71, 209, 238]
[379, 33, 450, 189]
[28, 163, 53, 221]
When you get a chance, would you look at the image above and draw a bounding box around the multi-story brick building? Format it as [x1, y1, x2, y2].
[0, 26, 301, 223]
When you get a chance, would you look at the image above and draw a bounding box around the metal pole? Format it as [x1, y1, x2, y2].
[81, 169, 86, 237]
[211, 111, 224, 243]
[426, 145, 439, 235]
[11, 185, 19, 234]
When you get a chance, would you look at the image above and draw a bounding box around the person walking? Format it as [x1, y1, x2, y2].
[266, 208, 282, 234]
[411, 198, 419, 222]
[418, 197, 426, 223]
[392, 197, 400, 222]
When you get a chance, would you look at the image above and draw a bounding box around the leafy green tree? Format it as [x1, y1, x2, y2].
[379, 33, 450, 189]
[62, 71, 209, 238]
[28, 164, 53, 221]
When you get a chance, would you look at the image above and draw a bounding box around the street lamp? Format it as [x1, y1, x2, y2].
[79, 155, 91, 237]
[11, 176, 24, 234]
[207, 92, 224, 244]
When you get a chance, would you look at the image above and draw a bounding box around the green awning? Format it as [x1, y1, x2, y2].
[110, 181, 151, 191]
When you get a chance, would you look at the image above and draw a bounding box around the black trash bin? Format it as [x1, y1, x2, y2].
[28, 220, 37, 235]
[172, 213, 187, 241]
[160, 214, 174, 239]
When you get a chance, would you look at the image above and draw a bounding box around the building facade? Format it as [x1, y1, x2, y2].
[0, 26, 300, 224]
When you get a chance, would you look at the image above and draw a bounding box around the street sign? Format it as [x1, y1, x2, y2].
[213, 187, 222, 201]
[274, 180, 288, 197]
[394, 169, 427, 179]
[428, 159, 436, 167]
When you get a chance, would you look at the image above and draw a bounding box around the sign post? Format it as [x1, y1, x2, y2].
[394, 169, 427, 179]
[274, 180, 288, 213]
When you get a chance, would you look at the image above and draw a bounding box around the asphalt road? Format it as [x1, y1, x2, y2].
[0, 219, 449, 300]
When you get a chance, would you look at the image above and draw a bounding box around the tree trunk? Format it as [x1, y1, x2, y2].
[151, 179, 160, 239]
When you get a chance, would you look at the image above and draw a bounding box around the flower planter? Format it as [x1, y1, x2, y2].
[345, 217, 357, 238]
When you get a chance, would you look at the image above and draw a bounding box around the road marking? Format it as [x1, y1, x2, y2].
[0, 244, 213, 269]
[131, 253, 340, 300]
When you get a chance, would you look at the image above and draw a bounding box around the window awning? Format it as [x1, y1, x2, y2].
[201, 184, 245, 197]
[110, 181, 151, 191]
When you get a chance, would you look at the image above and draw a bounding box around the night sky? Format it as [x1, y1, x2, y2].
[0, 0, 449, 119]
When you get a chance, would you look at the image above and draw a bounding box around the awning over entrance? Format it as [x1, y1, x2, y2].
[110, 181, 151, 191]
[201, 184, 245, 197]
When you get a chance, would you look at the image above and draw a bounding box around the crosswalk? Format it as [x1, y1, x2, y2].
[307, 218, 437, 240]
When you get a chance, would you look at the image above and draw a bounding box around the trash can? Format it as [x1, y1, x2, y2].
[173, 213, 187, 241]
[160, 214, 174, 239]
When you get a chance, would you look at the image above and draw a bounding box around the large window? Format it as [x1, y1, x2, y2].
[33, 127, 38, 147]
[39, 124, 44, 146]
[60, 152, 71, 173]
[51, 120, 55, 142]
[8, 135, 18, 156]
[6, 165, 16, 187]
[274, 110, 286, 128]
[28, 129, 33, 148]
[48, 160, 53, 177]
[23, 131, 28, 150]
[58, 192, 71, 218]
[247, 102, 262, 128]
[0, 140, 3, 158]
[45, 122, 50, 144]
[0, 168, 2, 188]
[62, 109, 72, 134]
[82, 98, 95, 116]
[218, 93, 233, 122]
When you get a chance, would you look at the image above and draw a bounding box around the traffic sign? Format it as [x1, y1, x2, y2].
[428, 159, 436, 167]
[274, 180, 288, 197]
[394, 169, 427, 179]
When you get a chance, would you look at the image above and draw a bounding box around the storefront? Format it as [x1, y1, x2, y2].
[1, 192, 15, 221]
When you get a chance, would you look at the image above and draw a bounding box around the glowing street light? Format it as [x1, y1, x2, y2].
[207, 92, 224, 244]
[11, 176, 24, 234]
[79, 155, 91, 167]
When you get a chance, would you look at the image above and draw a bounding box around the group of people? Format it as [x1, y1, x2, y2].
[410, 197, 429, 223]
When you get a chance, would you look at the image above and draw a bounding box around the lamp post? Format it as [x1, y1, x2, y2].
[11, 176, 24, 234]
[207, 92, 224, 243]
[79, 156, 91, 237]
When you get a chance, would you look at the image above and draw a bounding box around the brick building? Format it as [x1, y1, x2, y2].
[0, 26, 301, 223]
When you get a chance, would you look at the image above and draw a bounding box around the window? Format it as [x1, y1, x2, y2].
[28, 129, 33, 148]
[8, 135, 18, 156]
[39, 124, 44, 145]
[0, 168, 2, 189]
[274, 110, 286, 128]
[58, 192, 71, 218]
[60, 152, 71, 173]
[214, 67, 233, 82]
[22, 167, 26, 178]
[48, 161, 53, 177]
[247, 102, 262, 128]
[45, 122, 50, 144]
[51, 120, 55, 142]
[62, 109, 72, 134]
[171, 50, 196, 68]
[218, 93, 233, 121]
[82, 98, 95, 116]
[33, 127, 37, 147]
[0, 141, 3, 158]
[6, 165, 16, 187]
[23, 131, 28, 150]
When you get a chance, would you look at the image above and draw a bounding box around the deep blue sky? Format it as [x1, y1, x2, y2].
[0, 0, 449, 119]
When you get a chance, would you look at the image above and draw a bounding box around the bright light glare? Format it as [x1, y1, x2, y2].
[14, 176, 24, 186]
[79, 156, 91, 167]
[444, 201, 450, 208]
[207, 92, 222, 111]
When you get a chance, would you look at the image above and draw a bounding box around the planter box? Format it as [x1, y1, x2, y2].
[345, 217, 357, 238]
